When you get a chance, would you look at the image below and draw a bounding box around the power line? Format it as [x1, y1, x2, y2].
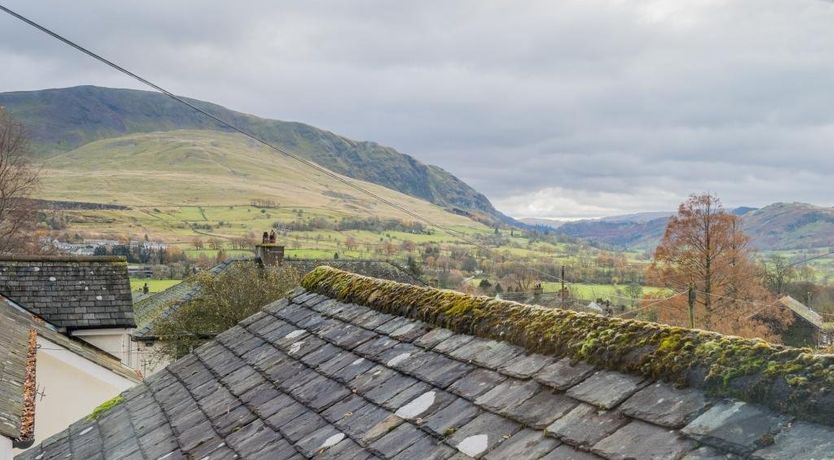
[0, 3, 578, 289]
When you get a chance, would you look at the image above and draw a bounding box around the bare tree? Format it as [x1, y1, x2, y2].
[0, 109, 39, 254]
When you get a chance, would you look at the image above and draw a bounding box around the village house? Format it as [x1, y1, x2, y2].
[776, 295, 834, 347]
[0, 255, 143, 368]
[16, 266, 834, 459]
[0, 293, 140, 457]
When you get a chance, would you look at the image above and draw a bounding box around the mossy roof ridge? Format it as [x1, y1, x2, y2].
[302, 266, 834, 426]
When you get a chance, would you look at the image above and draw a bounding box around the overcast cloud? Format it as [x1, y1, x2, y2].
[2, 0, 834, 218]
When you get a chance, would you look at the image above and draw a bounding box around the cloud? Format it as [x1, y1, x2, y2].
[2, 0, 834, 218]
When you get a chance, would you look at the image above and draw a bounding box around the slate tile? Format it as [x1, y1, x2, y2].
[433, 334, 476, 355]
[504, 388, 578, 429]
[330, 355, 376, 383]
[322, 394, 367, 423]
[349, 365, 399, 394]
[336, 403, 393, 441]
[279, 411, 328, 443]
[368, 422, 424, 457]
[535, 358, 596, 390]
[414, 328, 456, 349]
[752, 421, 834, 459]
[300, 342, 342, 367]
[278, 366, 320, 392]
[392, 434, 457, 460]
[296, 425, 346, 457]
[243, 389, 293, 419]
[372, 315, 413, 334]
[353, 334, 400, 360]
[545, 403, 628, 449]
[682, 401, 790, 455]
[422, 397, 482, 438]
[681, 446, 741, 459]
[384, 380, 433, 411]
[592, 420, 696, 460]
[388, 320, 431, 342]
[393, 390, 457, 422]
[353, 309, 397, 330]
[540, 444, 604, 460]
[377, 342, 421, 366]
[317, 438, 367, 460]
[320, 321, 378, 349]
[265, 400, 308, 430]
[364, 372, 421, 406]
[471, 341, 525, 369]
[448, 412, 521, 458]
[447, 368, 506, 400]
[449, 337, 496, 362]
[620, 381, 710, 428]
[294, 376, 351, 411]
[498, 353, 556, 379]
[359, 412, 406, 445]
[565, 370, 645, 410]
[474, 379, 541, 415]
[409, 353, 474, 388]
[213, 404, 258, 436]
[484, 428, 561, 460]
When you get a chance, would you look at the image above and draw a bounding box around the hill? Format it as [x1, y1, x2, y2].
[37, 129, 481, 228]
[553, 203, 834, 251]
[0, 85, 511, 224]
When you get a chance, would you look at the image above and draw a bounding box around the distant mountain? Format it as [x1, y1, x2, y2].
[518, 217, 567, 229]
[0, 86, 513, 224]
[552, 203, 834, 251]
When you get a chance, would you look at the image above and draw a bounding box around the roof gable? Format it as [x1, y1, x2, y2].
[0, 256, 135, 329]
[19, 267, 834, 459]
[0, 296, 37, 446]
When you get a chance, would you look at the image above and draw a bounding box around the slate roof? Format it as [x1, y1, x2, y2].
[132, 258, 421, 340]
[19, 267, 834, 460]
[777, 295, 824, 328]
[0, 295, 36, 445]
[0, 255, 135, 330]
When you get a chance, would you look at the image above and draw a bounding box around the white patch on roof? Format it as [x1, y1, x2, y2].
[457, 434, 489, 457]
[285, 329, 305, 339]
[289, 341, 304, 354]
[319, 432, 345, 450]
[79, 426, 94, 436]
[33, 266, 40, 272]
[96, 295, 103, 301]
[395, 391, 435, 419]
[156, 453, 175, 460]
[49, 276, 57, 282]
[351, 357, 365, 366]
[387, 353, 411, 367]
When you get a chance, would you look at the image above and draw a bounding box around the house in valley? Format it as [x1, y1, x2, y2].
[17, 266, 834, 459]
[776, 295, 834, 347]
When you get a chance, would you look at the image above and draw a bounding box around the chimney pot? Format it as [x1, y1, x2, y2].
[256, 243, 284, 266]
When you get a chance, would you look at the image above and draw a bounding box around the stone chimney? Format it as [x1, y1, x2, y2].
[256, 243, 284, 266]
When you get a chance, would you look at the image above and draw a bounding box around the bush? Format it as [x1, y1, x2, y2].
[154, 262, 300, 359]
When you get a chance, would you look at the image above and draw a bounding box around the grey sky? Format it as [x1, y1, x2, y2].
[2, 0, 834, 219]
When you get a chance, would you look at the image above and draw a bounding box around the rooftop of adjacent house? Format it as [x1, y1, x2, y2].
[19, 266, 834, 459]
[0, 255, 135, 330]
[777, 295, 824, 328]
[131, 258, 422, 341]
[0, 296, 36, 447]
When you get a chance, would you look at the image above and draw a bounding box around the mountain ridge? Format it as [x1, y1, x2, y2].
[0, 85, 513, 225]
[540, 202, 834, 250]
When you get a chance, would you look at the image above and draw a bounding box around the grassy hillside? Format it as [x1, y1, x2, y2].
[0, 85, 510, 224]
[38, 130, 484, 235]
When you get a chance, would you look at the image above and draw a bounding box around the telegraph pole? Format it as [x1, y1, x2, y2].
[688, 285, 696, 329]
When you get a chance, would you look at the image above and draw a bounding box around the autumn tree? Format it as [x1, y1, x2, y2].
[647, 193, 792, 342]
[0, 109, 40, 254]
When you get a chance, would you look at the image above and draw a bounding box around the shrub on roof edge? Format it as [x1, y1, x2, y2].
[302, 265, 834, 426]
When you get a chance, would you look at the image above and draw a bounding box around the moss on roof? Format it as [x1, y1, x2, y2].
[302, 266, 834, 426]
